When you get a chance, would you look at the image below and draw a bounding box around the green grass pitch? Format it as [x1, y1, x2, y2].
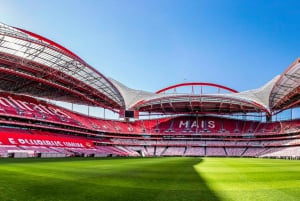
[0, 157, 299, 201]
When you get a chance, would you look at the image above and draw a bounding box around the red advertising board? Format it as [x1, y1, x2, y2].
[0, 133, 94, 148]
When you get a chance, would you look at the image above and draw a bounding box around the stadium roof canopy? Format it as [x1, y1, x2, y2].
[270, 59, 300, 113]
[0, 22, 124, 110]
[112, 79, 278, 115]
[1, 22, 300, 116]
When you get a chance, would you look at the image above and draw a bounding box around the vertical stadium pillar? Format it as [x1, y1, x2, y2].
[266, 115, 272, 122]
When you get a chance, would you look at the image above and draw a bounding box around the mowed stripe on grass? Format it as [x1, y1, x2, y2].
[0, 157, 299, 201]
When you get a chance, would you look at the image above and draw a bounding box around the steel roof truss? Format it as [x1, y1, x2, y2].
[284, 73, 300, 82]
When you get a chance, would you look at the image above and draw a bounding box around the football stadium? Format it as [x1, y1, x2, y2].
[0, 14, 300, 201]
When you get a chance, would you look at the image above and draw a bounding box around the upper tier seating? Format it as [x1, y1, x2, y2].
[0, 92, 81, 127]
[2, 92, 300, 139]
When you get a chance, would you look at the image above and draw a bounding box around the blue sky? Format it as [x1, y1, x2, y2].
[1, 0, 300, 93]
